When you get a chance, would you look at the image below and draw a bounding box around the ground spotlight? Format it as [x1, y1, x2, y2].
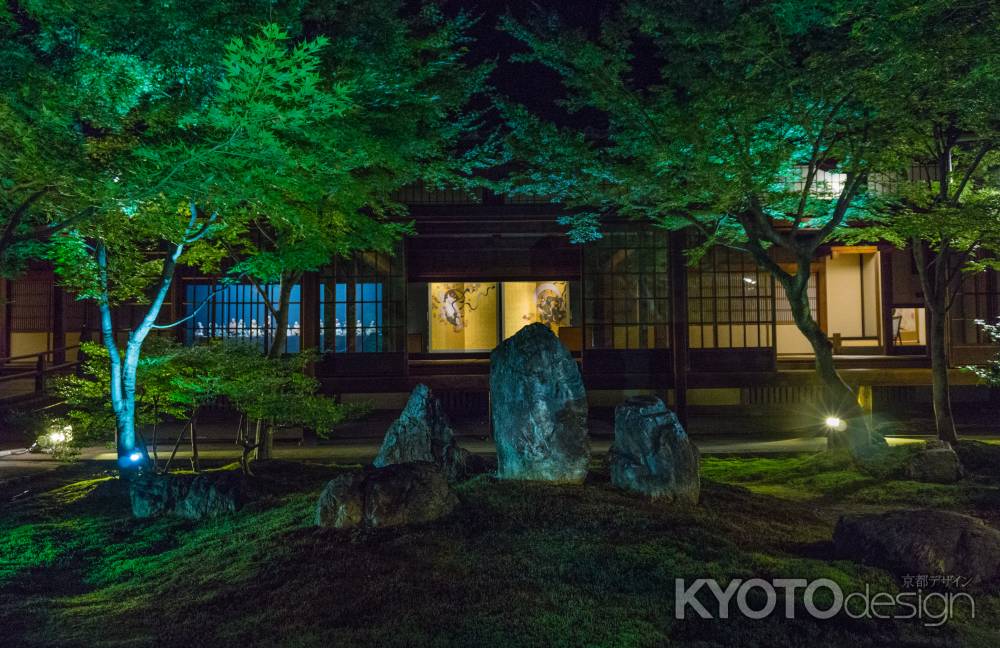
[824, 416, 847, 432]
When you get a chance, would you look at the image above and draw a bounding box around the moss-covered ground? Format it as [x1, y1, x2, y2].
[2, 444, 999, 647]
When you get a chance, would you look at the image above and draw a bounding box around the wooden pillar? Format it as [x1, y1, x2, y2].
[34, 352, 45, 394]
[345, 279, 357, 353]
[857, 384, 874, 426]
[299, 272, 321, 446]
[51, 280, 65, 364]
[669, 231, 689, 427]
[0, 279, 9, 359]
[989, 269, 999, 324]
[879, 245, 894, 355]
[300, 271, 320, 353]
[399, 242, 409, 376]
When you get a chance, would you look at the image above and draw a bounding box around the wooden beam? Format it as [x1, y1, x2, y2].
[879, 245, 895, 355]
[300, 271, 320, 355]
[669, 231, 689, 427]
[51, 280, 65, 364]
[830, 245, 878, 257]
[0, 279, 8, 358]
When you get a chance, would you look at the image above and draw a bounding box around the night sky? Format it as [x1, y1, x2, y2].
[443, 0, 620, 126]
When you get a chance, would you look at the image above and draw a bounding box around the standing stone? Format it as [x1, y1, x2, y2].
[373, 384, 478, 481]
[610, 396, 700, 504]
[489, 322, 590, 482]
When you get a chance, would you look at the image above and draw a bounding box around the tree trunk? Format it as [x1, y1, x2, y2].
[150, 404, 159, 468]
[912, 239, 959, 443]
[928, 297, 958, 443]
[118, 339, 146, 468]
[780, 271, 875, 456]
[267, 273, 296, 359]
[95, 203, 200, 476]
[189, 414, 200, 472]
[252, 418, 273, 461]
[162, 421, 187, 474]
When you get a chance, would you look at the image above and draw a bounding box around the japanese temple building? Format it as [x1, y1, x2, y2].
[2, 185, 998, 422]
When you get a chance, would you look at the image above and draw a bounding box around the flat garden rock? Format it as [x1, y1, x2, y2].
[905, 443, 963, 483]
[130, 472, 244, 520]
[489, 323, 590, 482]
[834, 509, 1000, 590]
[609, 395, 700, 504]
[953, 440, 1000, 478]
[315, 462, 458, 530]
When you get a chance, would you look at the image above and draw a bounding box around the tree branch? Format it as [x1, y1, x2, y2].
[793, 95, 851, 227]
[742, 235, 792, 285]
[0, 187, 50, 254]
[96, 242, 124, 408]
[183, 206, 218, 244]
[951, 141, 992, 205]
[803, 171, 865, 252]
[150, 284, 232, 330]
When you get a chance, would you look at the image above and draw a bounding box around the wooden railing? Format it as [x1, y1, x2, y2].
[0, 345, 81, 400]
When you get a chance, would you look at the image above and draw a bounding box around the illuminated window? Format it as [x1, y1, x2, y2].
[428, 282, 498, 352]
[183, 282, 301, 352]
[583, 229, 670, 349]
[321, 282, 390, 352]
[501, 281, 572, 340]
[688, 247, 773, 349]
[320, 250, 405, 353]
[892, 307, 926, 346]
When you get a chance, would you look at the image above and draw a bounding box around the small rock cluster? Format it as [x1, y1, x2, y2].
[315, 325, 702, 530]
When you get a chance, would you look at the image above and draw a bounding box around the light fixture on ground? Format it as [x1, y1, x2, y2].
[824, 416, 847, 432]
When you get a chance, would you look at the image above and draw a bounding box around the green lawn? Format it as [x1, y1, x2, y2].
[1, 449, 998, 647]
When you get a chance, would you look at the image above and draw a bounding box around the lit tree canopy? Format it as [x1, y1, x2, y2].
[11, 1, 350, 471]
[839, 0, 1000, 442]
[5, 0, 489, 471]
[499, 0, 905, 455]
[197, 0, 492, 357]
[0, 0, 308, 274]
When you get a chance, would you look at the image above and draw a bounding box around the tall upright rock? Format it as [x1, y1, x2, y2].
[373, 384, 477, 482]
[489, 323, 590, 482]
[609, 395, 700, 504]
